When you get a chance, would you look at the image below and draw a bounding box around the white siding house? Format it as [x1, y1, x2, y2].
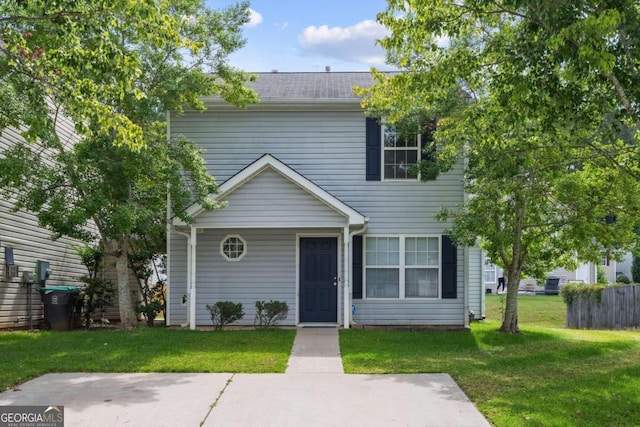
[167, 72, 485, 329]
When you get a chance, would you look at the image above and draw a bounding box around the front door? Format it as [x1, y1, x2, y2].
[299, 237, 338, 323]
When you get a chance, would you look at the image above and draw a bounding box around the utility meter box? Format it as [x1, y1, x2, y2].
[36, 260, 51, 283]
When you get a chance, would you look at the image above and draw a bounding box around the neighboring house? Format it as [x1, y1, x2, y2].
[0, 118, 87, 329]
[484, 252, 633, 294]
[0, 114, 137, 329]
[167, 72, 485, 329]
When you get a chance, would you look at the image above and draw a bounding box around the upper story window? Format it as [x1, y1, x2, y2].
[383, 126, 419, 180]
[221, 234, 246, 262]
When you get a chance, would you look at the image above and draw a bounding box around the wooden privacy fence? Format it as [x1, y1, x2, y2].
[566, 285, 640, 329]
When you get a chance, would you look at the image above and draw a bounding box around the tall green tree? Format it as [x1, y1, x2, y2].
[359, 1, 640, 332]
[0, 0, 258, 327]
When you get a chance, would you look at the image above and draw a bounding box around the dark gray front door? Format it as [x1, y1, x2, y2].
[299, 237, 338, 323]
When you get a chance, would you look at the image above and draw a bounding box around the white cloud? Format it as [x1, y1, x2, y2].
[245, 8, 263, 28]
[298, 20, 389, 66]
[275, 21, 289, 30]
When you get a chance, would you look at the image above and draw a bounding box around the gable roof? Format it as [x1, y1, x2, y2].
[201, 72, 397, 108]
[246, 72, 375, 100]
[175, 154, 367, 227]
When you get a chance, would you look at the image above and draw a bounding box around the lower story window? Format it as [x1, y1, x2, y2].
[365, 236, 440, 299]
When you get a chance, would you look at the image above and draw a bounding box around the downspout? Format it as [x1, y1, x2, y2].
[464, 247, 470, 329]
[346, 221, 368, 328]
[173, 227, 191, 328]
[189, 226, 197, 330]
[166, 111, 172, 326]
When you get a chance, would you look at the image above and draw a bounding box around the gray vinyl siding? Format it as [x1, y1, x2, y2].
[468, 246, 484, 319]
[170, 108, 469, 326]
[195, 168, 347, 228]
[0, 123, 86, 329]
[169, 228, 346, 326]
[171, 110, 463, 236]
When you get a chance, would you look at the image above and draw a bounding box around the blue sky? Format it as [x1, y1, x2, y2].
[208, 0, 392, 72]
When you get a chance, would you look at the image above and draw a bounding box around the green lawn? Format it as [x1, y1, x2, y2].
[0, 328, 295, 391]
[341, 295, 640, 427]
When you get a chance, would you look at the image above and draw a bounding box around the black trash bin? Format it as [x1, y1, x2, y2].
[39, 286, 82, 330]
[544, 277, 560, 295]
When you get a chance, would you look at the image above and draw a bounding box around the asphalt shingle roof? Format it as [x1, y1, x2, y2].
[247, 72, 376, 100]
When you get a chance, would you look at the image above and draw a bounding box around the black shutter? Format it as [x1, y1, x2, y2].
[441, 235, 457, 299]
[366, 117, 381, 181]
[421, 118, 436, 162]
[352, 235, 363, 299]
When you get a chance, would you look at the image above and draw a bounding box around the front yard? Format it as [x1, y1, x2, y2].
[2, 296, 639, 426]
[341, 295, 640, 426]
[0, 328, 295, 390]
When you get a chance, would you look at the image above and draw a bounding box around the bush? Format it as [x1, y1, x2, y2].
[561, 283, 606, 305]
[206, 301, 244, 330]
[596, 265, 608, 284]
[616, 274, 631, 284]
[254, 300, 289, 327]
[74, 245, 116, 327]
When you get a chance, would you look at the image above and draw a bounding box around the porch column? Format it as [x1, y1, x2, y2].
[189, 226, 197, 330]
[343, 227, 350, 329]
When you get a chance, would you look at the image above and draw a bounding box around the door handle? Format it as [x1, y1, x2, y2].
[333, 277, 337, 287]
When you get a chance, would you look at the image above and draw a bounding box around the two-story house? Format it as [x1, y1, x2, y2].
[167, 72, 485, 329]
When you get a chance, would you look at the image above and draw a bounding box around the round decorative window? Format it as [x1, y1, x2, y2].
[221, 235, 246, 261]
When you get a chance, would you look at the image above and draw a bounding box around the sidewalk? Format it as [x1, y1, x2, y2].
[0, 328, 491, 426]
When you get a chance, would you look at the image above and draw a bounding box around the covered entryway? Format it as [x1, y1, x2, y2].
[299, 237, 338, 323]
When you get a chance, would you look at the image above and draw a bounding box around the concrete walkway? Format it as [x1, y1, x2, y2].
[0, 328, 492, 427]
[286, 327, 343, 373]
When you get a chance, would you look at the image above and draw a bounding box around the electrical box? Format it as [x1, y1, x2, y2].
[36, 260, 51, 283]
[22, 271, 35, 284]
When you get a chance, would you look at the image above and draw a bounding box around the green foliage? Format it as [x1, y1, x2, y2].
[254, 300, 289, 327]
[206, 301, 244, 331]
[632, 255, 640, 283]
[74, 245, 116, 327]
[129, 243, 166, 327]
[616, 274, 631, 284]
[596, 265, 608, 284]
[361, 0, 640, 333]
[560, 283, 606, 306]
[0, 0, 259, 326]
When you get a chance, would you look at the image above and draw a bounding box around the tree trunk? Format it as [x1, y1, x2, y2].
[500, 269, 521, 333]
[106, 237, 138, 328]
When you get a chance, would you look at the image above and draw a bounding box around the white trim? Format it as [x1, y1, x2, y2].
[174, 154, 366, 227]
[165, 111, 171, 326]
[189, 227, 197, 330]
[363, 234, 441, 300]
[343, 227, 350, 329]
[381, 125, 421, 182]
[296, 233, 341, 326]
[220, 234, 247, 262]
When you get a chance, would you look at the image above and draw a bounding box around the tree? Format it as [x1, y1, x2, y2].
[0, 0, 258, 327]
[359, 1, 640, 332]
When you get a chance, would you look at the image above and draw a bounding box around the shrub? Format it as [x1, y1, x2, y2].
[74, 245, 116, 327]
[254, 300, 289, 327]
[560, 283, 606, 306]
[616, 274, 631, 284]
[596, 265, 608, 284]
[206, 301, 244, 331]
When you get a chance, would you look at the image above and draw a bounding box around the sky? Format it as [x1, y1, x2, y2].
[207, 0, 392, 72]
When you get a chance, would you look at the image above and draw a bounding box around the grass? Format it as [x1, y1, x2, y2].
[0, 327, 295, 391]
[341, 295, 640, 427]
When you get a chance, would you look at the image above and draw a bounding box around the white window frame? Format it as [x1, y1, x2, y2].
[381, 125, 421, 181]
[484, 256, 497, 284]
[363, 235, 441, 300]
[220, 234, 247, 262]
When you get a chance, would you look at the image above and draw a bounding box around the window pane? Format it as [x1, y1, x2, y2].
[366, 268, 399, 298]
[405, 268, 438, 298]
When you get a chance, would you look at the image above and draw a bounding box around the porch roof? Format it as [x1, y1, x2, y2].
[173, 154, 367, 228]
